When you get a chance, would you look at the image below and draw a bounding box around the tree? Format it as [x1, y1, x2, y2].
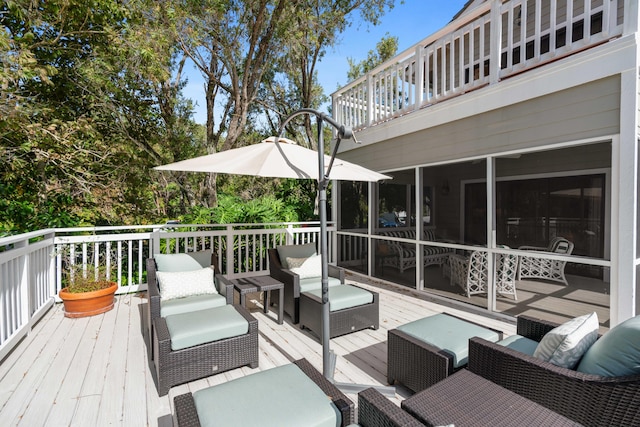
[263, 1, 398, 148]
[347, 32, 398, 81]
[163, 0, 397, 207]
[0, 0, 196, 232]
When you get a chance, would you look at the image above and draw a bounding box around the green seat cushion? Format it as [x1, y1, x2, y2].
[193, 363, 340, 427]
[397, 313, 501, 368]
[299, 276, 342, 293]
[160, 293, 227, 317]
[497, 334, 539, 356]
[277, 243, 317, 269]
[154, 251, 211, 272]
[305, 285, 373, 312]
[577, 315, 640, 376]
[165, 305, 248, 351]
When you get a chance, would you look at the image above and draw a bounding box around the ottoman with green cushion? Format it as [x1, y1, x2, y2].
[153, 304, 259, 396]
[173, 358, 355, 427]
[387, 313, 502, 393]
[299, 284, 379, 340]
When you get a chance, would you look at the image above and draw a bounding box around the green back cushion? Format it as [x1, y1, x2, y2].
[193, 363, 340, 427]
[276, 243, 317, 269]
[497, 335, 539, 356]
[154, 251, 211, 272]
[577, 315, 640, 376]
[397, 313, 500, 368]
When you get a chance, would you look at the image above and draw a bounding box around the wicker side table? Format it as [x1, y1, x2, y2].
[232, 275, 284, 324]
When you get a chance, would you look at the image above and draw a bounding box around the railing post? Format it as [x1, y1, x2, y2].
[15, 240, 30, 331]
[366, 72, 374, 127]
[332, 94, 340, 135]
[49, 232, 58, 299]
[150, 230, 162, 255]
[226, 224, 234, 277]
[489, 0, 502, 85]
[414, 44, 424, 111]
[624, 0, 638, 36]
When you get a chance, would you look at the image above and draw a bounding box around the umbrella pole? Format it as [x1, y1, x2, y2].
[316, 116, 332, 379]
[275, 108, 392, 395]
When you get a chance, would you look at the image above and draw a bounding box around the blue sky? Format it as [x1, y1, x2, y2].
[183, 0, 469, 124]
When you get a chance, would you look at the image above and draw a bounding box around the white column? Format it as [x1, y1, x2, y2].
[611, 67, 638, 325]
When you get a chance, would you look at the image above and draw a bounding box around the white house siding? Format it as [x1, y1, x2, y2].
[338, 76, 620, 172]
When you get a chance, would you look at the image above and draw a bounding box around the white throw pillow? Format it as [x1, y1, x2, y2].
[156, 267, 218, 301]
[287, 254, 321, 279]
[533, 312, 599, 369]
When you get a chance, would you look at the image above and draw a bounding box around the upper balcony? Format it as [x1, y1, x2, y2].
[331, 0, 626, 132]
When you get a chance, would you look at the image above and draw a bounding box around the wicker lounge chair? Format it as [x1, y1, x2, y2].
[517, 237, 574, 285]
[147, 254, 258, 396]
[146, 253, 234, 351]
[468, 315, 640, 426]
[268, 245, 345, 324]
[174, 358, 354, 427]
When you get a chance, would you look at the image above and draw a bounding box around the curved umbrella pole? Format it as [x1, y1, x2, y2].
[274, 108, 347, 379]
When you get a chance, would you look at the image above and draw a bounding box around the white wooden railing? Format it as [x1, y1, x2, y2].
[332, 0, 625, 130]
[0, 222, 333, 361]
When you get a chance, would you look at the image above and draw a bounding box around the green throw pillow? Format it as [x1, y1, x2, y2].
[577, 315, 640, 376]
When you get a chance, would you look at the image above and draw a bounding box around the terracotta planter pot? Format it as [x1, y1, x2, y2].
[59, 282, 118, 318]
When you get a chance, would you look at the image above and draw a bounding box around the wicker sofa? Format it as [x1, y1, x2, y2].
[377, 228, 451, 273]
[468, 315, 640, 426]
[174, 358, 354, 427]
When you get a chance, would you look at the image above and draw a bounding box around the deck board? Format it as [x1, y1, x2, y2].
[0, 273, 525, 426]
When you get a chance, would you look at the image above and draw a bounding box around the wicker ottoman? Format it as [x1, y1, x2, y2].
[387, 313, 502, 393]
[174, 359, 355, 427]
[153, 305, 259, 396]
[299, 284, 379, 340]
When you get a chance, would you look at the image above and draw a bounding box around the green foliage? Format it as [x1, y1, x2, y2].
[347, 33, 399, 81]
[0, 1, 395, 234]
[65, 277, 114, 294]
[181, 193, 299, 225]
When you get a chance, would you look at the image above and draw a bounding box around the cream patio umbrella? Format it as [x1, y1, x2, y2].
[155, 109, 390, 382]
[155, 136, 387, 182]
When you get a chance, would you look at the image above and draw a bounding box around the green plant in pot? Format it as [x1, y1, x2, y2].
[57, 249, 118, 318]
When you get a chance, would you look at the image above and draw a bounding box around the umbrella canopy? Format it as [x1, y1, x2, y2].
[155, 137, 390, 182]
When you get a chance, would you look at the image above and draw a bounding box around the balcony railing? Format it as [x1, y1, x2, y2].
[332, 0, 625, 130]
[0, 222, 333, 361]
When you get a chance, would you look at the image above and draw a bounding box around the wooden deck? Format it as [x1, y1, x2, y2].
[0, 273, 518, 426]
